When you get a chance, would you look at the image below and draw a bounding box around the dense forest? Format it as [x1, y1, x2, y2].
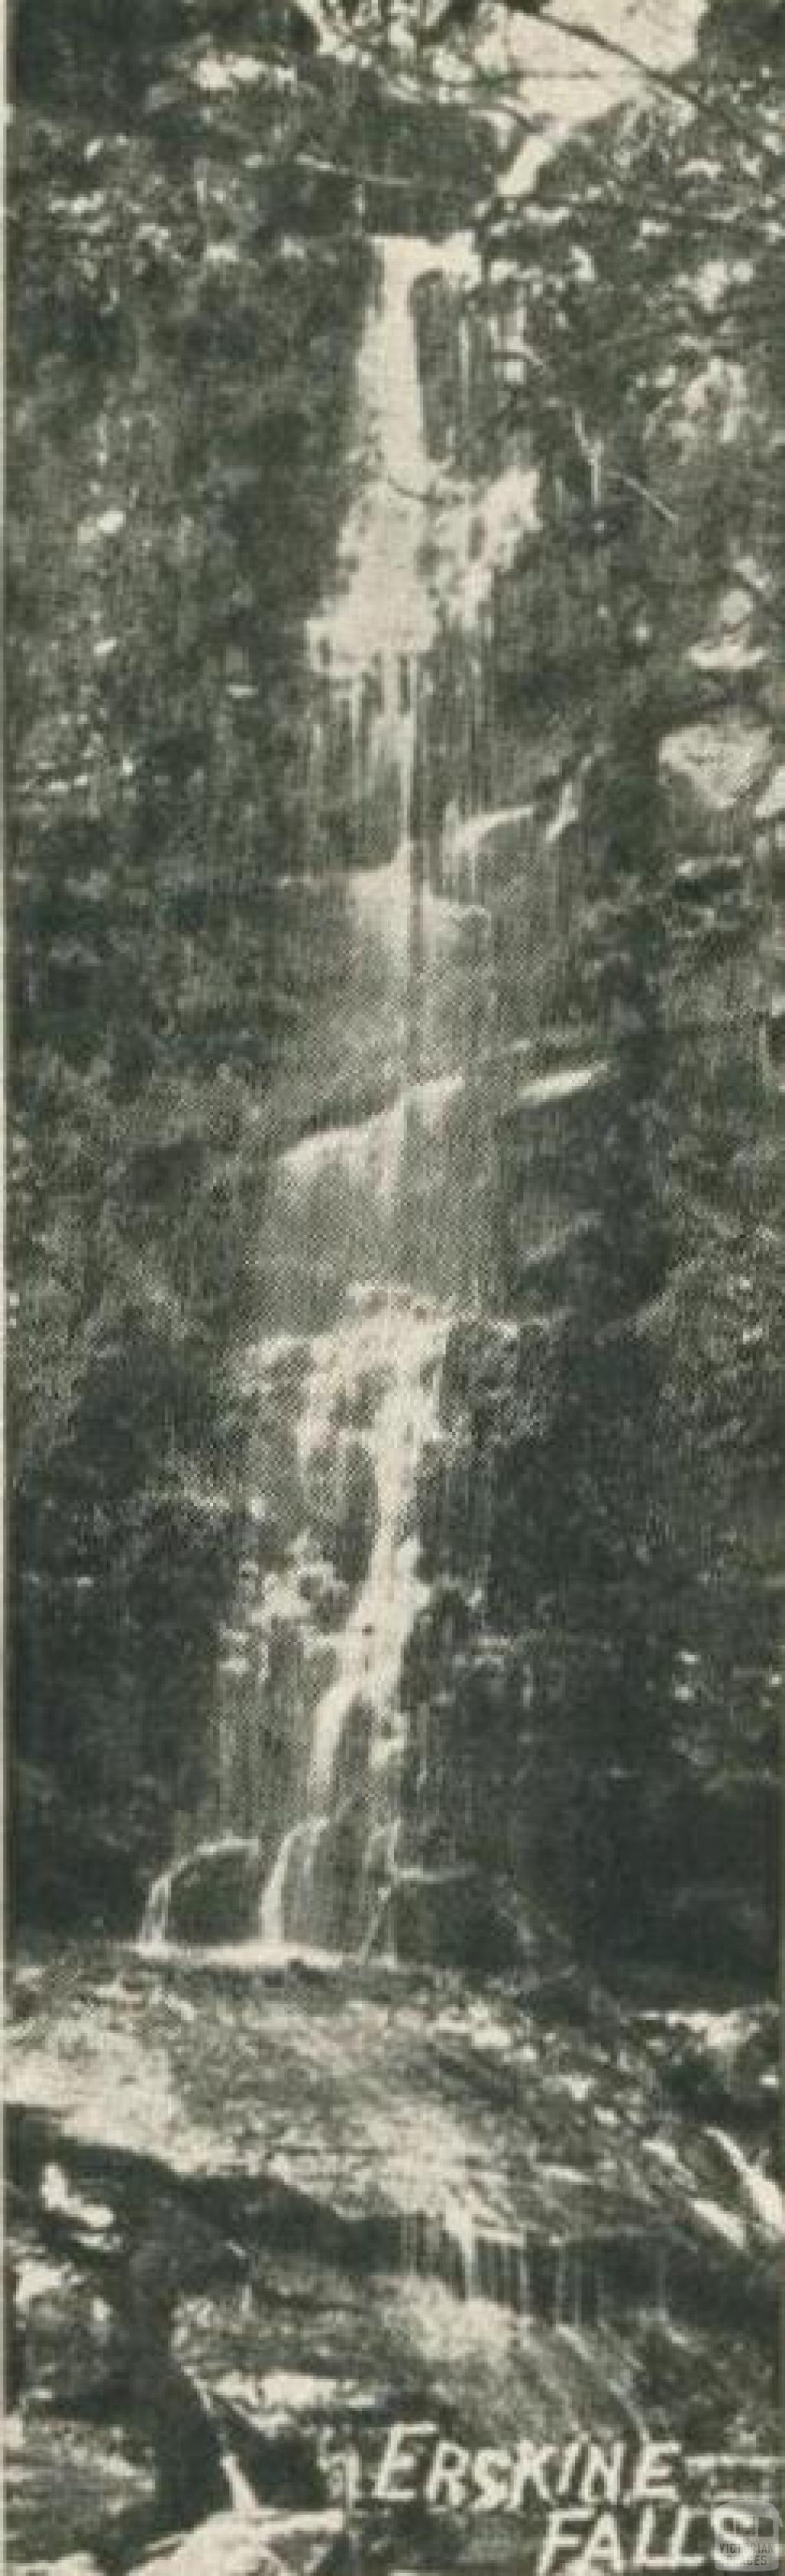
[8, 0, 783, 1980]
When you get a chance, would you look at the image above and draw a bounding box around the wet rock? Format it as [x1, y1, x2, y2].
[6, 2398, 156, 2571]
[210, 2386, 327, 2509]
[245, 1389, 305, 1555]
[304, 1437, 378, 1589]
[16, 2260, 121, 2412]
[657, 2017, 777, 2128]
[331, 1364, 389, 1430]
[11, 1962, 47, 2020]
[16, 2558, 103, 2574]
[134, 2506, 343, 2574]
[152, 1840, 262, 1944]
[297, 1561, 352, 1631]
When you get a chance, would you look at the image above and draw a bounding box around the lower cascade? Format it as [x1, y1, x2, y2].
[142, 1290, 455, 1955]
[256, 1290, 451, 1948]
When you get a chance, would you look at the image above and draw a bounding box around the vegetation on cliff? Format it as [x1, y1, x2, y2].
[8, 3, 372, 1915]
[399, 0, 783, 1976]
[8, 0, 783, 1972]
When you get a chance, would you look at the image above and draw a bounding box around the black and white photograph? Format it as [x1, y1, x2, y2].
[5, 2, 783, 2569]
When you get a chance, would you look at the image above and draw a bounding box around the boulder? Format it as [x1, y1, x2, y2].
[153, 1839, 261, 1943]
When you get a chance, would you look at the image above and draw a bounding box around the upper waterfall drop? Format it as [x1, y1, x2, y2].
[308, 231, 481, 851]
[308, 235, 435, 795]
[310, 235, 452, 666]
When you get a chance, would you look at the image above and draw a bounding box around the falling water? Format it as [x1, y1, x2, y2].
[256, 1288, 451, 1944]
[308, 235, 440, 849]
[258, 237, 480, 1946]
[706, 2129, 785, 2239]
[142, 1868, 173, 1948]
[143, 232, 553, 1955]
[258, 1824, 317, 1947]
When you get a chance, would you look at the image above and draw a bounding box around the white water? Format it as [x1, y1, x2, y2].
[308, 233, 439, 850]
[308, 232, 540, 831]
[257, 239, 488, 1944]
[309, 232, 482, 672]
[146, 232, 547, 1954]
[304, 1293, 450, 1801]
[279, 1071, 463, 1201]
[706, 2128, 785, 2242]
[254, 1289, 450, 1943]
[143, 1866, 174, 1947]
[258, 1816, 328, 1945]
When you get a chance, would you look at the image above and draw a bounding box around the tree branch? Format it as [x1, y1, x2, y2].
[606, 467, 678, 529]
[415, 0, 780, 165]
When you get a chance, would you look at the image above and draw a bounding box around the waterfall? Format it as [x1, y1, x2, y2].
[256, 1289, 450, 1946]
[255, 238, 472, 1949]
[140, 229, 552, 1958]
[141, 1864, 174, 1949]
[304, 1298, 449, 1803]
[259, 1818, 329, 1947]
[258, 1823, 309, 1946]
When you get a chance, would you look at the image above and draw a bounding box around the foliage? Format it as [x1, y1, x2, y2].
[397, 0, 783, 1976]
[8, 10, 370, 1919]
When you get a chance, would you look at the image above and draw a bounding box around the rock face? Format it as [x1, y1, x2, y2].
[146, 1837, 262, 1944]
[379, 1864, 521, 1972]
[304, 1436, 378, 1591]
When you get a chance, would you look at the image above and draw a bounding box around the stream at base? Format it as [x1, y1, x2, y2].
[6, 1944, 780, 2575]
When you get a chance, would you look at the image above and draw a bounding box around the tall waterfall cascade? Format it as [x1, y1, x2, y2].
[142, 233, 586, 1959]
